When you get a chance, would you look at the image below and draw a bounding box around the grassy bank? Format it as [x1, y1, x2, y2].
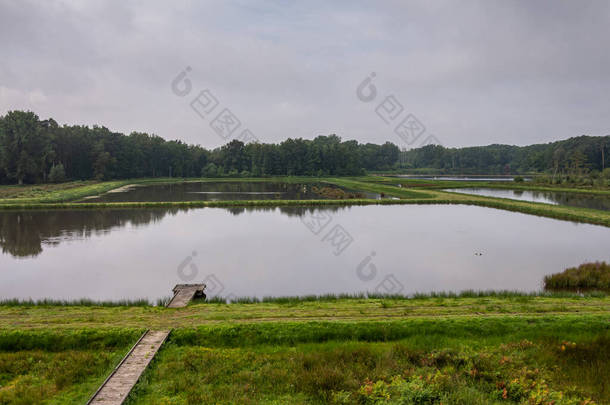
[363, 175, 610, 195]
[2, 295, 609, 330]
[0, 180, 132, 204]
[0, 328, 141, 404]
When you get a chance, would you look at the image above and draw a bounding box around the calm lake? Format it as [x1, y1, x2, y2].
[445, 188, 610, 211]
[1, 205, 608, 301]
[78, 181, 380, 202]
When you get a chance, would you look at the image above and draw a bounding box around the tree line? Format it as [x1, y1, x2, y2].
[0, 110, 608, 184]
[399, 135, 609, 177]
[0, 111, 399, 184]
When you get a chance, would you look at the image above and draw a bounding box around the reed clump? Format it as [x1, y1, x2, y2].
[311, 185, 365, 199]
[544, 262, 610, 291]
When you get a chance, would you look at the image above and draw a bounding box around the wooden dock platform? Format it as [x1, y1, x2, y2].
[87, 329, 170, 405]
[167, 283, 206, 308]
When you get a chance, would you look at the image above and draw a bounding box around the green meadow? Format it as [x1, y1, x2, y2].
[1, 297, 608, 404]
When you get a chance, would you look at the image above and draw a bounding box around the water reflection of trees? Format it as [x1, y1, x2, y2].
[0, 205, 349, 258]
[539, 192, 610, 211]
[0, 209, 181, 258]
[471, 189, 610, 212]
[523, 190, 610, 211]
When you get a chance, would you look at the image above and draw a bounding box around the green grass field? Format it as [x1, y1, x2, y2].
[2, 294, 608, 329]
[2, 297, 607, 404]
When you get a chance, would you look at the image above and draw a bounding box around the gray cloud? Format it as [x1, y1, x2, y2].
[1, 0, 608, 149]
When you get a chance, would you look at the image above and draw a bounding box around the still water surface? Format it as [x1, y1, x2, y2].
[393, 175, 528, 182]
[1, 205, 608, 301]
[445, 188, 610, 211]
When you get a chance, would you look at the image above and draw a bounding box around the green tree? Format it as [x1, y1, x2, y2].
[201, 162, 218, 177]
[0, 111, 49, 184]
[48, 163, 67, 183]
[92, 141, 112, 180]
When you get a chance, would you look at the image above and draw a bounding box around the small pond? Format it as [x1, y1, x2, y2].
[392, 175, 530, 182]
[444, 188, 610, 211]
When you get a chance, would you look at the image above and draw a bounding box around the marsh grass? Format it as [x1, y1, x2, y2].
[168, 315, 609, 348]
[544, 262, 610, 291]
[155, 296, 172, 307]
[0, 329, 142, 352]
[126, 327, 610, 404]
[194, 294, 365, 305]
[0, 298, 153, 307]
[0, 329, 140, 404]
[197, 290, 607, 305]
[0, 349, 128, 404]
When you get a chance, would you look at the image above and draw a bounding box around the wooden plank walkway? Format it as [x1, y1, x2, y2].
[87, 284, 206, 404]
[167, 283, 206, 308]
[87, 329, 170, 405]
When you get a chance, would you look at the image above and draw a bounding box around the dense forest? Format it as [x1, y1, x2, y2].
[0, 110, 608, 184]
[400, 136, 609, 176]
[0, 111, 398, 184]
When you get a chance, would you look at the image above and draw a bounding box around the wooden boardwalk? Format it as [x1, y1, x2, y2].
[167, 283, 206, 308]
[87, 283, 205, 404]
[87, 284, 205, 405]
[87, 329, 169, 405]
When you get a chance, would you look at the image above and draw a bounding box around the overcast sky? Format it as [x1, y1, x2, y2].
[1, 0, 609, 149]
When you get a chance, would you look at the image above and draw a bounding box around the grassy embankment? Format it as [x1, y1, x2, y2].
[0, 178, 208, 205]
[2, 296, 608, 404]
[0, 328, 142, 404]
[1, 176, 609, 227]
[368, 172, 610, 191]
[362, 175, 610, 195]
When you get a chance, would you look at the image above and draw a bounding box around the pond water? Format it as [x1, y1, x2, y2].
[78, 182, 380, 202]
[445, 188, 610, 211]
[1, 205, 608, 301]
[391, 175, 529, 182]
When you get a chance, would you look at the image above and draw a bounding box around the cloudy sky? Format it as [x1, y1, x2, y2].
[1, 0, 609, 149]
